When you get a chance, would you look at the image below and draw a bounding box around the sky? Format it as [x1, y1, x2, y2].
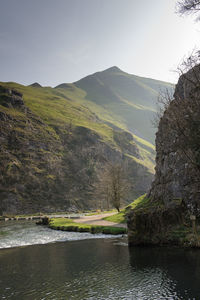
[0, 0, 200, 87]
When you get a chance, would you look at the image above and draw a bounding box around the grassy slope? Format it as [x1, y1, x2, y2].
[104, 194, 148, 223]
[0, 82, 115, 145]
[54, 67, 174, 172]
[0, 81, 155, 174]
[72, 67, 174, 144]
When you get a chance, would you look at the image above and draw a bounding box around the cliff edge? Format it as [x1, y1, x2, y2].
[128, 65, 200, 247]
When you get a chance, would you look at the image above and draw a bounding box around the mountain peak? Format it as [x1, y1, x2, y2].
[29, 82, 42, 88]
[104, 66, 122, 73]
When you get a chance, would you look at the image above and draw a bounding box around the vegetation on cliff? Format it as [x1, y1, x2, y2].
[127, 195, 200, 247]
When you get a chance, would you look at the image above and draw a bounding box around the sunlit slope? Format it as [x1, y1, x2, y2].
[57, 66, 174, 144]
[0, 81, 155, 213]
[0, 82, 115, 145]
[0, 81, 155, 173]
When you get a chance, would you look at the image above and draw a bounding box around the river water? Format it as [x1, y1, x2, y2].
[0, 221, 200, 299]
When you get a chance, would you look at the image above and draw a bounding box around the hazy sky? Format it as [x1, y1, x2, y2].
[0, 0, 200, 86]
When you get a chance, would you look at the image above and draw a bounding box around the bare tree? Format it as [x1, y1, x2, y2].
[176, 0, 200, 16]
[152, 88, 173, 128]
[95, 162, 129, 212]
[157, 52, 200, 171]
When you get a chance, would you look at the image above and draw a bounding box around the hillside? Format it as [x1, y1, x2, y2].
[56, 66, 174, 144]
[0, 67, 173, 214]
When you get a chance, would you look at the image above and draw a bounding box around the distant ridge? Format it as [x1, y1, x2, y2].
[64, 66, 174, 143]
[54, 66, 174, 143]
[55, 83, 75, 90]
[29, 82, 42, 88]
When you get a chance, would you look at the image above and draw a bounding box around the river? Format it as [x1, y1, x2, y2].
[0, 221, 200, 299]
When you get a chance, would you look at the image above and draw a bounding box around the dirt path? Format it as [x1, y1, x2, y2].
[73, 212, 127, 228]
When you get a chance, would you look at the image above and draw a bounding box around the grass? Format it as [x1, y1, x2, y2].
[103, 210, 126, 223]
[0, 80, 156, 174]
[49, 218, 127, 235]
[104, 194, 149, 224]
[126, 194, 150, 210]
[0, 82, 115, 146]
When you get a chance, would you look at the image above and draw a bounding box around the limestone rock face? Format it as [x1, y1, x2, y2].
[148, 66, 200, 211]
[127, 65, 200, 246]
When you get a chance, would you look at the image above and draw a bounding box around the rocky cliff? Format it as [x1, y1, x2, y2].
[0, 85, 153, 215]
[128, 65, 200, 246]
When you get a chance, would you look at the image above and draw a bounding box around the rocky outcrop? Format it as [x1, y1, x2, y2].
[128, 65, 200, 246]
[0, 86, 24, 108]
[149, 66, 200, 210]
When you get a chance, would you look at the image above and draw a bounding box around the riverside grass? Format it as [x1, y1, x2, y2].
[103, 194, 148, 224]
[49, 218, 127, 235]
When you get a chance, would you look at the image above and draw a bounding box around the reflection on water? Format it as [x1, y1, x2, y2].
[0, 231, 200, 299]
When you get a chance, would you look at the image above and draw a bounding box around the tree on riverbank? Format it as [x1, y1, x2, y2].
[94, 163, 130, 212]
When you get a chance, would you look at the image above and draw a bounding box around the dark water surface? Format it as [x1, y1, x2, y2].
[0, 222, 200, 299]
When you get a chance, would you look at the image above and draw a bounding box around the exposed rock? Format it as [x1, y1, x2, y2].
[128, 65, 200, 246]
[0, 85, 24, 108]
[149, 66, 200, 210]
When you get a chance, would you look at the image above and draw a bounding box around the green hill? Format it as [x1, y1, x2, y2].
[56, 66, 174, 144]
[0, 67, 173, 214]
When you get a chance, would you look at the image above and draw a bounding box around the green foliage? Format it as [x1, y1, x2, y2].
[49, 218, 127, 234]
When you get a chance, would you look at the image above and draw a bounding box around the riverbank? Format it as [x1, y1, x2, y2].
[73, 213, 126, 227]
[49, 215, 127, 235]
[0, 213, 85, 222]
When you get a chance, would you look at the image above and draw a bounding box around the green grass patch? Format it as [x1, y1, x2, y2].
[127, 194, 149, 210]
[104, 194, 149, 224]
[49, 218, 127, 235]
[103, 210, 126, 223]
